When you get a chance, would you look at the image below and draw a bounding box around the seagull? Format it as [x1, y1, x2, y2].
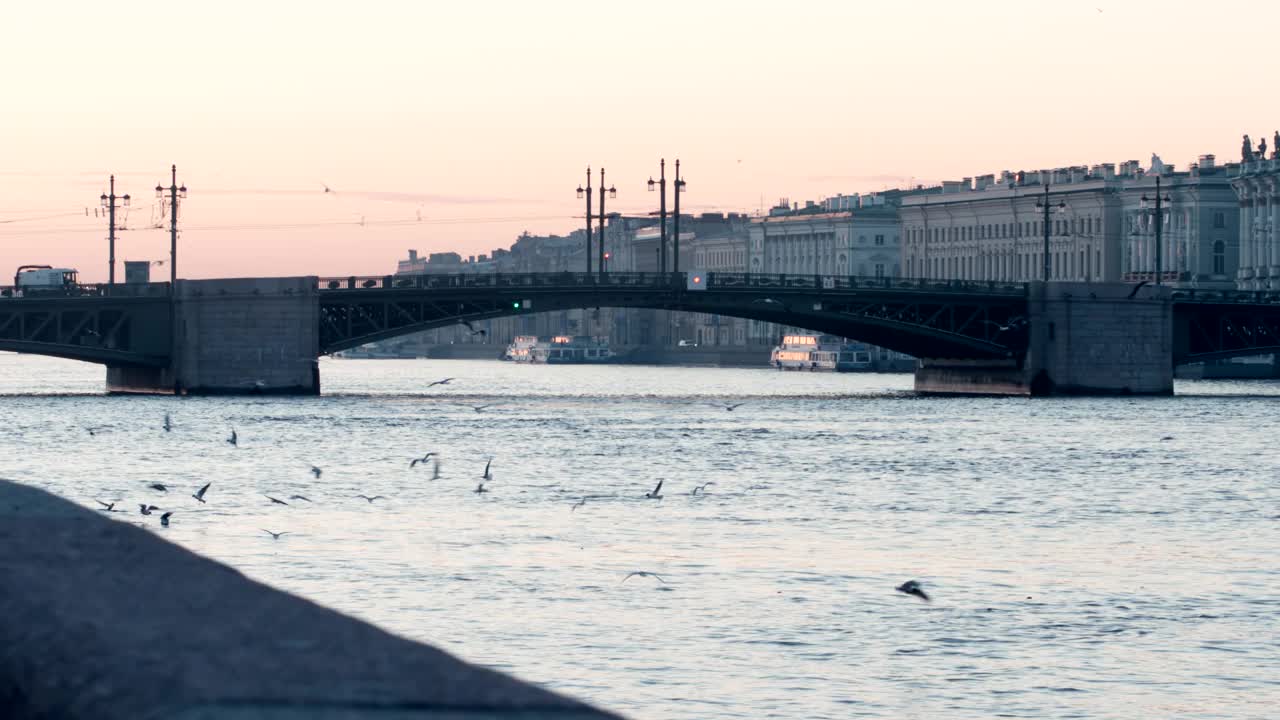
[288, 494, 312, 502]
[262, 529, 288, 540]
[147, 483, 168, 492]
[310, 465, 323, 479]
[227, 429, 238, 446]
[752, 297, 789, 311]
[86, 426, 100, 436]
[482, 458, 493, 481]
[895, 580, 930, 602]
[466, 404, 496, 413]
[644, 480, 664, 499]
[622, 571, 666, 584]
[459, 320, 487, 337]
[983, 317, 1027, 333]
[95, 500, 117, 512]
[571, 497, 587, 512]
[720, 403, 745, 412]
[474, 482, 488, 494]
[409, 453, 436, 468]
[1126, 280, 1150, 300]
[265, 495, 290, 506]
[426, 377, 455, 388]
[160, 511, 173, 527]
[431, 458, 442, 480]
[139, 504, 159, 515]
[692, 482, 716, 496]
[355, 494, 386, 503]
[163, 413, 172, 432]
[321, 182, 334, 194]
[192, 482, 211, 504]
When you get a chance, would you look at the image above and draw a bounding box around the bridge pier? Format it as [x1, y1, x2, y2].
[107, 277, 320, 395]
[915, 282, 1174, 397]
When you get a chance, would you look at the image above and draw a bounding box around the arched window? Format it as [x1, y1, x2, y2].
[1213, 240, 1225, 275]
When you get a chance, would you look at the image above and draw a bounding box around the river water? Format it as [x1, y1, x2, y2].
[2, 352, 1278, 719]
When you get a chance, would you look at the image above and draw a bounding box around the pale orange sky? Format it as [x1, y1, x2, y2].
[3, 0, 1278, 282]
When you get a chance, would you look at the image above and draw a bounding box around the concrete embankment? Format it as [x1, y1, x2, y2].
[0, 480, 621, 720]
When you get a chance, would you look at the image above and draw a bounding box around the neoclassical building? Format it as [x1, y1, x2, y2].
[1232, 155, 1280, 290]
[899, 156, 1240, 288]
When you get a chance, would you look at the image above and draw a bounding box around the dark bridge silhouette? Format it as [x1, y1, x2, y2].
[4, 272, 1280, 395]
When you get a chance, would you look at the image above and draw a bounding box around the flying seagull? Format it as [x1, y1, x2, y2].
[192, 482, 211, 504]
[645, 480, 664, 499]
[895, 580, 930, 602]
[310, 466, 323, 479]
[355, 494, 386, 503]
[692, 482, 716, 496]
[95, 500, 118, 512]
[262, 529, 288, 540]
[265, 495, 290, 506]
[160, 511, 173, 527]
[227, 429, 238, 446]
[139, 504, 160, 515]
[426, 377, 455, 388]
[466, 404, 496, 413]
[86, 426, 100, 436]
[720, 403, 745, 412]
[147, 483, 168, 492]
[1126, 280, 1150, 300]
[483, 458, 493, 481]
[571, 497, 587, 512]
[163, 413, 172, 432]
[288, 494, 312, 502]
[459, 320, 487, 337]
[622, 571, 666, 584]
[409, 453, 436, 468]
[474, 481, 488, 495]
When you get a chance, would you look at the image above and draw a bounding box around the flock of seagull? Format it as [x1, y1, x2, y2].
[87, 394, 934, 600]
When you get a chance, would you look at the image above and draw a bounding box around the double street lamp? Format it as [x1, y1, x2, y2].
[99, 176, 131, 286]
[576, 167, 615, 274]
[1034, 185, 1067, 282]
[647, 158, 687, 273]
[1140, 176, 1173, 285]
[155, 165, 187, 289]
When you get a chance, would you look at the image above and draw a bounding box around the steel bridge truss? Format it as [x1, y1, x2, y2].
[1175, 300, 1280, 363]
[0, 298, 171, 366]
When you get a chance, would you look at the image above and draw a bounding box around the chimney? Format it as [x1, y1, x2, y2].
[408, 249, 418, 262]
[1199, 154, 1216, 170]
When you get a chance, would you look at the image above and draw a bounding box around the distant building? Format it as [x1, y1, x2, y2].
[899, 155, 1239, 288]
[123, 261, 151, 284]
[1231, 146, 1280, 290]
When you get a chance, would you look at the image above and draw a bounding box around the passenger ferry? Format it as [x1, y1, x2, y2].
[769, 334, 874, 372]
[503, 335, 547, 363]
[546, 335, 615, 364]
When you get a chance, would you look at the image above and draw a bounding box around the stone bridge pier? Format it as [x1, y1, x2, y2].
[915, 281, 1174, 396]
[107, 277, 320, 395]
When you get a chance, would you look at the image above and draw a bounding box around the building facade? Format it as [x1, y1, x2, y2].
[899, 156, 1239, 288]
[1232, 153, 1280, 290]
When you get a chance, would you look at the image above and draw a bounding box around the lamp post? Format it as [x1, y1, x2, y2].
[673, 160, 686, 274]
[647, 159, 667, 273]
[1141, 176, 1173, 285]
[1034, 185, 1067, 281]
[597, 167, 615, 279]
[576, 167, 593, 274]
[155, 165, 187, 289]
[99, 176, 130, 286]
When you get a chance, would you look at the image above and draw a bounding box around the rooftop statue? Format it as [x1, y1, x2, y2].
[1242, 134, 1254, 162]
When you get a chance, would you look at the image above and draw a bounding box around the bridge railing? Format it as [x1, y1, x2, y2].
[0, 282, 172, 300]
[320, 272, 1029, 296]
[319, 272, 684, 291]
[1171, 288, 1280, 304]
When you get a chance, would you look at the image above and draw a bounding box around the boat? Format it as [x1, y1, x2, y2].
[545, 335, 614, 364]
[769, 334, 877, 372]
[503, 335, 547, 363]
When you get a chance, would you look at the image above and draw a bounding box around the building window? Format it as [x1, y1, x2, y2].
[874, 234, 885, 246]
[874, 263, 885, 279]
[1213, 240, 1226, 274]
[1214, 211, 1226, 229]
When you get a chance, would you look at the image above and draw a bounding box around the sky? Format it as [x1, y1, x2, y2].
[3, 0, 1278, 282]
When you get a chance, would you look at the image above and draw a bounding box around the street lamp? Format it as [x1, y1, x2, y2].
[155, 165, 187, 289]
[673, 160, 687, 274]
[597, 167, 615, 279]
[99, 176, 130, 286]
[1140, 176, 1173, 285]
[647, 159, 667, 273]
[1034, 185, 1067, 282]
[576, 167, 593, 273]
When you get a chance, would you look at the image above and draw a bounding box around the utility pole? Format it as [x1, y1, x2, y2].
[156, 165, 187, 290]
[648, 159, 667, 273]
[1035, 184, 1065, 282]
[99, 177, 130, 286]
[577, 167, 593, 274]
[597, 167, 614, 279]
[673, 160, 686, 274]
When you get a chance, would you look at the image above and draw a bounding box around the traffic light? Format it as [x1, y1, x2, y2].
[512, 301, 521, 309]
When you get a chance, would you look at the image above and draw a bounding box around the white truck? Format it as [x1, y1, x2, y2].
[11, 265, 80, 296]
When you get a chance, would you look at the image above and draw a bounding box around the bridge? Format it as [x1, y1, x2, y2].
[3, 272, 1280, 396]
